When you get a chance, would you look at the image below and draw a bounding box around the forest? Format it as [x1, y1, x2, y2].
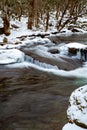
[0, 0, 87, 35]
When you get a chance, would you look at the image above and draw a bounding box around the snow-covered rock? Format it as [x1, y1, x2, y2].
[62, 85, 87, 130]
[59, 42, 87, 54]
[66, 42, 86, 49]
[62, 123, 86, 130]
[0, 49, 24, 64]
[67, 85, 87, 128]
[59, 42, 87, 61]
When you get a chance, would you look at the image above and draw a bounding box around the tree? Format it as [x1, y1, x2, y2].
[1, 0, 11, 35]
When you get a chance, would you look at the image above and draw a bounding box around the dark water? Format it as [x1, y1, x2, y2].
[0, 68, 87, 130]
[0, 34, 87, 130]
[49, 33, 87, 45]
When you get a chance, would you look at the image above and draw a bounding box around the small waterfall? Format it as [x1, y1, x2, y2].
[68, 47, 87, 62]
[77, 49, 87, 61]
[25, 55, 58, 70]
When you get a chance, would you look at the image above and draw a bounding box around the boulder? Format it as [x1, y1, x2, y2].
[67, 85, 87, 128]
[0, 49, 24, 64]
[62, 123, 85, 130]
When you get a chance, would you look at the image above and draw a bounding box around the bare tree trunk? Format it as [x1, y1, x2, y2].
[28, 0, 34, 29]
[16, 0, 23, 21]
[45, 10, 49, 31]
[45, 2, 50, 31]
[3, 15, 10, 36]
[2, 5, 10, 36]
[34, 0, 39, 28]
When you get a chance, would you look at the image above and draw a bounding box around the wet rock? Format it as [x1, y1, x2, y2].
[20, 48, 83, 71]
[68, 48, 77, 55]
[48, 49, 60, 54]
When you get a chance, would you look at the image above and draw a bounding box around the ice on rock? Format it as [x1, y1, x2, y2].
[0, 49, 25, 64]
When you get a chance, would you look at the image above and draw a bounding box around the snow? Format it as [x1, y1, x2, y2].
[67, 85, 87, 127]
[62, 85, 87, 130]
[0, 11, 87, 44]
[0, 12, 87, 79]
[62, 123, 86, 130]
[66, 42, 86, 49]
[59, 42, 87, 54]
[0, 9, 87, 130]
[1, 41, 87, 78]
[0, 49, 24, 64]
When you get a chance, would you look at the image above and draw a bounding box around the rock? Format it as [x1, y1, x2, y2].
[0, 27, 4, 35]
[20, 47, 83, 71]
[68, 25, 82, 32]
[68, 47, 77, 55]
[11, 24, 19, 29]
[68, 25, 80, 30]
[48, 49, 60, 54]
[71, 28, 81, 32]
[67, 85, 87, 128]
[17, 35, 27, 41]
[3, 37, 8, 43]
[49, 22, 53, 26]
[62, 123, 85, 130]
[0, 49, 24, 64]
[15, 41, 22, 45]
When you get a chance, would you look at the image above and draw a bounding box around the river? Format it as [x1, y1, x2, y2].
[0, 33, 87, 130]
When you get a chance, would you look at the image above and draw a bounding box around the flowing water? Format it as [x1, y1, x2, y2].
[0, 34, 87, 130]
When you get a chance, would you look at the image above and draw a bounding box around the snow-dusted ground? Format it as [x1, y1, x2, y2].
[0, 12, 87, 43]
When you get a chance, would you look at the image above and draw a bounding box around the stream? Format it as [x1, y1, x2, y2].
[0, 33, 87, 130]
